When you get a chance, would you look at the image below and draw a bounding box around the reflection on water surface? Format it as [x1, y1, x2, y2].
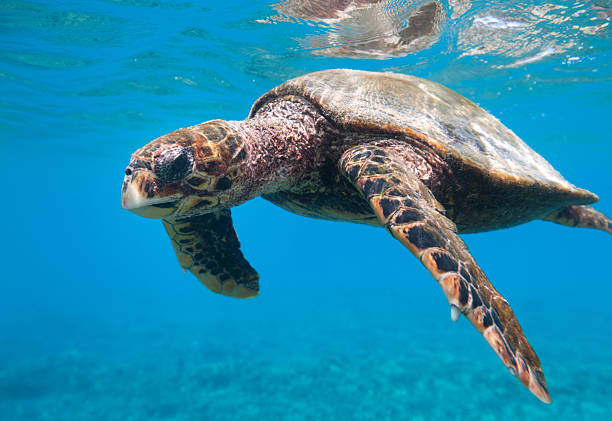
[260, 0, 611, 70]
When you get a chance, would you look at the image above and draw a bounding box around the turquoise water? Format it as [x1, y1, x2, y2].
[1, 0, 611, 419]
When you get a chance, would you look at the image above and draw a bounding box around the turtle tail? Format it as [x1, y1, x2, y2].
[543, 205, 612, 235]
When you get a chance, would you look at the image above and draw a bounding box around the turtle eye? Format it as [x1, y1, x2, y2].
[154, 147, 194, 182]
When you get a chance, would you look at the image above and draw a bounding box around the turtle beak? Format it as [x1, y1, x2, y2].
[121, 168, 179, 219]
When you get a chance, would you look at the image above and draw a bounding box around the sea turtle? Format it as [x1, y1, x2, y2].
[120, 69, 611, 403]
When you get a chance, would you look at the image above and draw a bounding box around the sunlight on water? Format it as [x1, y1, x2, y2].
[1, 1, 609, 102]
[261, 0, 448, 58]
[260, 0, 611, 75]
[2, 0, 608, 142]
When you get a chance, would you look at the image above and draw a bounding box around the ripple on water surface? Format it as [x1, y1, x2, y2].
[1, 0, 610, 143]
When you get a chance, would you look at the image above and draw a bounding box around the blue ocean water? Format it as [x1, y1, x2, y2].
[1, 0, 611, 419]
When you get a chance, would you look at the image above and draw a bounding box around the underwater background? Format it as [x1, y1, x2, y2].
[1, 0, 611, 419]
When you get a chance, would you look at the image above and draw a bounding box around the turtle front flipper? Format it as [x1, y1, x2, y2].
[543, 205, 612, 235]
[339, 144, 552, 403]
[162, 210, 259, 298]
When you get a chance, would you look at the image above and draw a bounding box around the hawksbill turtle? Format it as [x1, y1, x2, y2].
[120, 69, 611, 403]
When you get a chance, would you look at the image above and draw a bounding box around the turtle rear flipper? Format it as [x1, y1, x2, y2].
[162, 210, 260, 298]
[339, 144, 552, 403]
[543, 205, 612, 234]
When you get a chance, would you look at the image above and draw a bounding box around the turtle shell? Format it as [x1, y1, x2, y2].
[250, 69, 593, 197]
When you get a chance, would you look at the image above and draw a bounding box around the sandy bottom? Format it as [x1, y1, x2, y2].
[1, 309, 610, 421]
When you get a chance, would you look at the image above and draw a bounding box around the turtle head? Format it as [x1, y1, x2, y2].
[121, 120, 250, 219]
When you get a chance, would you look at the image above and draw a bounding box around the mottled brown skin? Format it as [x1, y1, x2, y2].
[260, 114, 595, 234]
[338, 144, 550, 401]
[163, 211, 259, 298]
[121, 70, 612, 405]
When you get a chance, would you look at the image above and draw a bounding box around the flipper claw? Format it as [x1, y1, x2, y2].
[450, 304, 461, 322]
